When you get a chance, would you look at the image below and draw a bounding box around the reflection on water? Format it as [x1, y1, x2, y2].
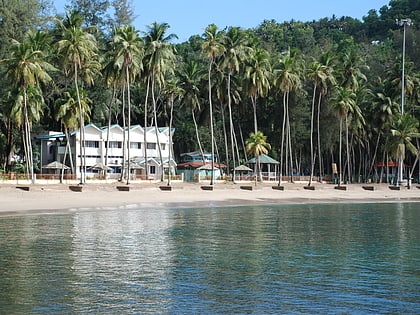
[0, 203, 419, 314]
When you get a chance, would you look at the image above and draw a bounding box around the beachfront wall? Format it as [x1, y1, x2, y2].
[36, 123, 176, 181]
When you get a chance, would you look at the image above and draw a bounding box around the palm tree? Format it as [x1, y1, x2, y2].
[273, 49, 303, 185]
[1, 30, 54, 183]
[55, 89, 91, 179]
[331, 86, 357, 186]
[307, 52, 336, 185]
[389, 114, 420, 186]
[244, 47, 271, 134]
[143, 22, 177, 182]
[162, 78, 182, 186]
[55, 11, 100, 184]
[112, 25, 143, 184]
[245, 131, 271, 182]
[178, 60, 207, 162]
[219, 26, 248, 181]
[201, 24, 225, 185]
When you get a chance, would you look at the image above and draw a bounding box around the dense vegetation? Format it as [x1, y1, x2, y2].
[1, 0, 419, 183]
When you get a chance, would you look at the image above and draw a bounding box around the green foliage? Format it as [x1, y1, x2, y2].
[0, 0, 419, 181]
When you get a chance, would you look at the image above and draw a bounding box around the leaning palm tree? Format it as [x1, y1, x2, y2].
[1, 30, 54, 183]
[112, 25, 143, 184]
[55, 11, 101, 184]
[201, 24, 225, 185]
[143, 22, 177, 182]
[246, 131, 271, 182]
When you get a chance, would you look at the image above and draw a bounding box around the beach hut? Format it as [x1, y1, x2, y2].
[246, 154, 279, 181]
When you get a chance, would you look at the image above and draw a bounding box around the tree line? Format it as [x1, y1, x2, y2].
[0, 0, 419, 184]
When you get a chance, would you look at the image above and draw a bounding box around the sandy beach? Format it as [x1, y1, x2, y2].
[1, 180, 420, 216]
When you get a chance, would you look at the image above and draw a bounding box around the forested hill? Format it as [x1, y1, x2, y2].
[0, 0, 419, 185]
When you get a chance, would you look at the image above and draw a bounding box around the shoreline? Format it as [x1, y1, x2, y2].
[1, 181, 420, 217]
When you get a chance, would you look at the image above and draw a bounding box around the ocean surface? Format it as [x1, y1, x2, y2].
[0, 202, 419, 314]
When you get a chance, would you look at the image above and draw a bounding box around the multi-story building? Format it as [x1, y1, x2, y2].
[36, 123, 176, 180]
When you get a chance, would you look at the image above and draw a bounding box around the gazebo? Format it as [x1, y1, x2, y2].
[246, 154, 280, 181]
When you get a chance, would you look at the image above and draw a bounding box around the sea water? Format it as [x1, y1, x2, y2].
[0, 203, 419, 314]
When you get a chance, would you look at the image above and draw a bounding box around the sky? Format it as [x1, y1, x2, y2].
[54, 0, 389, 42]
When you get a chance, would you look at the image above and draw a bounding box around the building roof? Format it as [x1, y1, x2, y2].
[177, 162, 227, 169]
[247, 154, 279, 165]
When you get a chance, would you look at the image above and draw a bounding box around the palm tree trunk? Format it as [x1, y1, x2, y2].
[227, 73, 236, 182]
[126, 65, 131, 184]
[278, 91, 287, 186]
[317, 91, 323, 183]
[120, 87, 126, 182]
[220, 103, 229, 173]
[191, 108, 206, 163]
[167, 94, 174, 186]
[252, 95, 258, 134]
[143, 76, 150, 180]
[345, 115, 351, 184]
[309, 83, 317, 186]
[74, 65, 85, 184]
[105, 87, 116, 173]
[208, 62, 215, 185]
[151, 74, 164, 182]
[338, 118, 343, 186]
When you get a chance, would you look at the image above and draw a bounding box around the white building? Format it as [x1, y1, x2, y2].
[36, 123, 176, 180]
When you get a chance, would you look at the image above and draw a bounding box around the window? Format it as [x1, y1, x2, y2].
[160, 143, 166, 150]
[107, 141, 122, 148]
[147, 143, 156, 150]
[85, 141, 99, 148]
[150, 166, 156, 174]
[130, 142, 141, 149]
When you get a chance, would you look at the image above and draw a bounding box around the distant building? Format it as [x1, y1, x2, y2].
[177, 151, 226, 182]
[35, 124, 176, 180]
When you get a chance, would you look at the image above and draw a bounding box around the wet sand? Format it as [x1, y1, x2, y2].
[1, 181, 419, 216]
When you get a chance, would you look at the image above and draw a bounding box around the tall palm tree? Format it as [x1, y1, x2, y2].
[178, 60, 207, 162]
[112, 25, 143, 184]
[307, 53, 337, 185]
[143, 22, 177, 182]
[201, 24, 225, 185]
[244, 47, 271, 134]
[219, 26, 248, 181]
[245, 131, 271, 182]
[55, 11, 100, 184]
[332, 86, 357, 186]
[162, 77, 182, 186]
[1, 30, 54, 183]
[274, 49, 303, 185]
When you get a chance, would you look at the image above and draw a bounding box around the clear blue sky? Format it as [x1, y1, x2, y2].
[54, 0, 389, 42]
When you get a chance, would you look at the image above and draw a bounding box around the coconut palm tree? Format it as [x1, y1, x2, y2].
[55, 11, 100, 184]
[331, 86, 357, 186]
[178, 60, 207, 162]
[1, 30, 54, 183]
[389, 113, 420, 186]
[55, 89, 91, 179]
[246, 131, 271, 182]
[162, 77, 182, 186]
[244, 47, 271, 134]
[112, 25, 143, 184]
[201, 24, 225, 185]
[273, 49, 303, 185]
[143, 22, 177, 181]
[219, 26, 249, 181]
